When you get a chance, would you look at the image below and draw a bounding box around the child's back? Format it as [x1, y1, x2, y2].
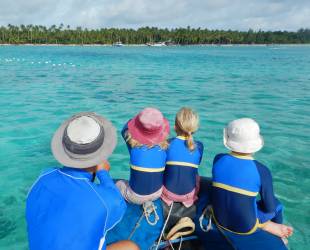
[212, 153, 268, 233]
[211, 118, 293, 241]
[128, 143, 167, 195]
[117, 107, 170, 204]
[162, 108, 203, 207]
[163, 136, 203, 204]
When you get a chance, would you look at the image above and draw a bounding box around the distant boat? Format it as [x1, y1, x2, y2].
[147, 42, 167, 47]
[113, 41, 124, 47]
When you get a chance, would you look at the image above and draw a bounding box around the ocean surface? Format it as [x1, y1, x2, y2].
[0, 45, 309, 249]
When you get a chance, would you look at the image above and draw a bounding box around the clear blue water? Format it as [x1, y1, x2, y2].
[0, 45, 309, 249]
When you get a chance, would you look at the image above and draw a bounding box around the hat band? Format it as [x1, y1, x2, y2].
[63, 126, 105, 155]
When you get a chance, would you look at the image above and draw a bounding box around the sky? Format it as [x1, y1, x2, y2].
[0, 0, 309, 31]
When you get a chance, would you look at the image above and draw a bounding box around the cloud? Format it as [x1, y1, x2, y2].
[0, 0, 309, 31]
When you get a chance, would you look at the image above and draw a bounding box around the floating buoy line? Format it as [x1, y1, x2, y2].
[0, 57, 77, 67]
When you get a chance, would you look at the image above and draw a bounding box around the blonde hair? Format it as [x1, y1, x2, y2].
[175, 107, 199, 151]
[125, 131, 169, 150]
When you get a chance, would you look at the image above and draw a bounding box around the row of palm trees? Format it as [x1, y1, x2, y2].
[0, 25, 309, 44]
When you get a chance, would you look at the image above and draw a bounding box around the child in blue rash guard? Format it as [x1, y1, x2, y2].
[116, 107, 170, 204]
[212, 118, 293, 242]
[161, 107, 204, 207]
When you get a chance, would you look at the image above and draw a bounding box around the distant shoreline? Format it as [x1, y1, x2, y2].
[1, 43, 310, 47]
[1, 26, 309, 44]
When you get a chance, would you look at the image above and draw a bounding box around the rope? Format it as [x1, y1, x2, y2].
[214, 222, 237, 250]
[143, 201, 159, 226]
[199, 208, 208, 232]
[128, 213, 144, 240]
[153, 236, 197, 250]
[198, 206, 236, 250]
[199, 206, 236, 250]
[168, 240, 175, 250]
[156, 202, 174, 250]
[178, 236, 183, 250]
[166, 235, 183, 250]
[128, 201, 159, 240]
[199, 206, 213, 232]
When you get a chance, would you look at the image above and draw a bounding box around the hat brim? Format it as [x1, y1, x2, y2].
[51, 112, 117, 169]
[127, 117, 170, 145]
[223, 128, 264, 154]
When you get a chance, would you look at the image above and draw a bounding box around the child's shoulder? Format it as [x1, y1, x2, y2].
[253, 160, 272, 177]
[167, 136, 183, 145]
[195, 140, 203, 148]
[213, 153, 251, 166]
[213, 153, 228, 164]
[168, 137, 203, 148]
[167, 137, 176, 143]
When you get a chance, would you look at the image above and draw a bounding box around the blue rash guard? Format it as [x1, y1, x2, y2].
[26, 167, 126, 250]
[122, 123, 167, 195]
[211, 153, 283, 235]
[164, 136, 204, 195]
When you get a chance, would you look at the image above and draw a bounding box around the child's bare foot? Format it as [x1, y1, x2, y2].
[262, 221, 293, 238]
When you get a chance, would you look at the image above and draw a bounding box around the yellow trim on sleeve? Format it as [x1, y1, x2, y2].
[130, 165, 165, 172]
[212, 182, 258, 197]
[166, 161, 198, 168]
[211, 207, 259, 235]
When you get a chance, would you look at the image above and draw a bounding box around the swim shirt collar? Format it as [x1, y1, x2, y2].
[229, 152, 254, 160]
[60, 166, 94, 180]
[176, 136, 188, 140]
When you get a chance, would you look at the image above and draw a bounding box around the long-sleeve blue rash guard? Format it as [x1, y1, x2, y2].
[211, 153, 283, 234]
[121, 122, 167, 195]
[164, 136, 204, 195]
[26, 167, 126, 250]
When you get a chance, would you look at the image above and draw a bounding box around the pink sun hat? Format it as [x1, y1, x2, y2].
[127, 107, 170, 145]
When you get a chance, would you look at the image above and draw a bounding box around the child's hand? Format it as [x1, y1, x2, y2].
[96, 160, 110, 172]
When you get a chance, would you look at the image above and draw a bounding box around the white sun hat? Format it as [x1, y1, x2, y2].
[223, 118, 264, 154]
[51, 112, 117, 169]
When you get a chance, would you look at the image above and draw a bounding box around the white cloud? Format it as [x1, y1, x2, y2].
[0, 0, 309, 31]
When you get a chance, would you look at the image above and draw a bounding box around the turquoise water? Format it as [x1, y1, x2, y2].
[0, 45, 309, 249]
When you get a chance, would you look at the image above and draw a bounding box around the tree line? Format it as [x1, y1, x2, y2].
[0, 24, 309, 45]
